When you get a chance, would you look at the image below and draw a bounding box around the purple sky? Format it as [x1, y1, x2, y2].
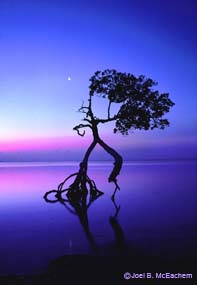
[0, 0, 197, 161]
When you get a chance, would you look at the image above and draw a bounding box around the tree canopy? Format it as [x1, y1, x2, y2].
[87, 69, 175, 135]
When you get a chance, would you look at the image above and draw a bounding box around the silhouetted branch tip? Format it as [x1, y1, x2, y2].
[73, 123, 92, 136]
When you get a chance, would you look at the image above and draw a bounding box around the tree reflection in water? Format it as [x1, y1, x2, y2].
[43, 179, 125, 255]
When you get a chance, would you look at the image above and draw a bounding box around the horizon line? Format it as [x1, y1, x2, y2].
[0, 158, 196, 166]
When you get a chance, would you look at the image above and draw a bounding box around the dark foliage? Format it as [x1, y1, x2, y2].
[89, 69, 175, 135]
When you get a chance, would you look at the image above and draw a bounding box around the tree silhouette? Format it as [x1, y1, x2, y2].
[46, 69, 174, 198]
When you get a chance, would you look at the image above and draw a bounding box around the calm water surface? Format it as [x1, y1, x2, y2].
[0, 161, 196, 275]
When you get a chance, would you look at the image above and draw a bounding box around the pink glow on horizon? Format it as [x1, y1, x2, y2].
[0, 136, 92, 152]
[0, 134, 193, 153]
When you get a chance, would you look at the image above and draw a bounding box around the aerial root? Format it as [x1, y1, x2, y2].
[43, 172, 103, 203]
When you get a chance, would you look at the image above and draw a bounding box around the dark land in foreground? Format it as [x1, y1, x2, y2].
[1, 254, 196, 285]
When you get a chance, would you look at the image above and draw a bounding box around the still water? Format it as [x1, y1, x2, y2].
[0, 161, 196, 275]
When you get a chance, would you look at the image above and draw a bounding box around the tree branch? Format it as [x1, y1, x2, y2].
[73, 124, 92, 137]
[83, 118, 92, 124]
[78, 106, 89, 114]
[108, 100, 112, 119]
[96, 115, 118, 124]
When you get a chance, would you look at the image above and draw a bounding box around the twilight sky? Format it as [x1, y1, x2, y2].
[0, 0, 197, 161]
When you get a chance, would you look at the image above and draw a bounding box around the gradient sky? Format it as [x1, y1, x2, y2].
[0, 0, 197, 161]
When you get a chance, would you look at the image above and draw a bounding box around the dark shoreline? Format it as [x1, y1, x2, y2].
[1, 254, 196, 284]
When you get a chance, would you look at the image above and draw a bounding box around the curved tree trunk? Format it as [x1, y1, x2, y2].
[97, 137, 123, 183]
[75, 124, 122, 186]
[70, 139, 97, 191]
